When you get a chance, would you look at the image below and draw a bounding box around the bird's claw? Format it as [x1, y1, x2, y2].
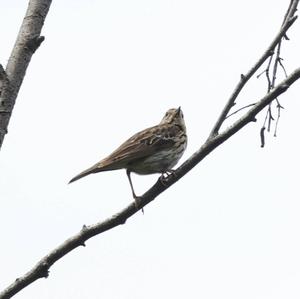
[160, 169, 176, 186]
[134, 196, 144, 214]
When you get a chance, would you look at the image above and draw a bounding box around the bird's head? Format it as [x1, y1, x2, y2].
[160, 107, 186, 130]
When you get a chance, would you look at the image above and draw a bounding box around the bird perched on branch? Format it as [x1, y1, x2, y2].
[69, 107, 187, 210]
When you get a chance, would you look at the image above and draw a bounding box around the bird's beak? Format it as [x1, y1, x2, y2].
[176, 106, 181, 115]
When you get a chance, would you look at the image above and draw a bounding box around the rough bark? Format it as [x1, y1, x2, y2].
[0, 0, 52, 149]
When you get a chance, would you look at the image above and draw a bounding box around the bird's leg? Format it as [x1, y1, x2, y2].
[126, 169, 144, 213]
[160, 169, 176, 186]
[126, 169, 139, 199]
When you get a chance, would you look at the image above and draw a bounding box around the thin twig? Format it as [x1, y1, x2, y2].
[272, 42, 282, 88]
[259, 0, 299, 144]
[225, 103, 256, 119]
[282, 0, 296, 26]
[267, 105, 274, 131]
[265, 54, 274, 92]
[274, 101, 284, 137]
[208, 12, 298, 139]
[278, 58, 288, 77]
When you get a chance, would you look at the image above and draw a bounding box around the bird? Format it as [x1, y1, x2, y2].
[69, 107, 187, 210]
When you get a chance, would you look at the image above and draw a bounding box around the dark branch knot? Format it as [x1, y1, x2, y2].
[26, 36, 45, 53]
[38, 261, 50, 278]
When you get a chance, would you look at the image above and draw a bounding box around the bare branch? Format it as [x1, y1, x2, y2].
[208, 7, 298, 138]
[0, 0, 52, 150]
[1, 67, 300, 299]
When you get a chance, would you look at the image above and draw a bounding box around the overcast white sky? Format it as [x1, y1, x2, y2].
[1, 1, 300, 298]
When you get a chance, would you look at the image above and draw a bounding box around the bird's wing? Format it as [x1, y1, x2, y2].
[100, 124, 179, 167]
[69, 124, 180, 182]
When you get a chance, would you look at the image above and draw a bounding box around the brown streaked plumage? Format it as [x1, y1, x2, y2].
[69, 107, 187, 209]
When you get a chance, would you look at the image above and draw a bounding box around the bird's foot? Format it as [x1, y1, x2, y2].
[159, 169, 176, 186]
[133, 196, 144, 214]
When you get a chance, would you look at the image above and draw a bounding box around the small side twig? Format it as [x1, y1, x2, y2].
[225, 103, 256, 119]
[274, 101, 284, 137]
[278, 58, 288, 77]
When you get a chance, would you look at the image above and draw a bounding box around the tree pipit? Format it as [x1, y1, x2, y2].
[69, 107, 187, 210]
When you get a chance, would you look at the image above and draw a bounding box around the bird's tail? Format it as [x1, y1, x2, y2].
[68, 163, 103, 184]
